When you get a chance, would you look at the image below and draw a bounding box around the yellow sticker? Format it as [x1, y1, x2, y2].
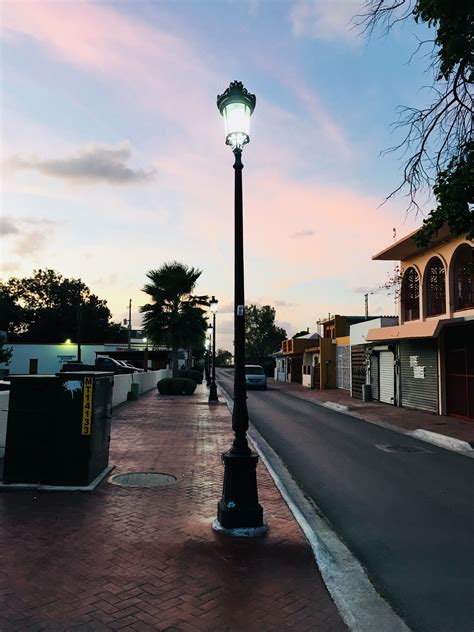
[81, 377, 93, 435]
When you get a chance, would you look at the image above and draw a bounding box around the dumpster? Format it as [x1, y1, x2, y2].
[3, 372, 113, 486]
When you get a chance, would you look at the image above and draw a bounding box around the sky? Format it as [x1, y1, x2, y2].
[1, 0, 435, 351]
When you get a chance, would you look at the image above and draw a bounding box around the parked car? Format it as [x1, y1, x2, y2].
[95, 357, 136, 374]
[117, 360, 145, 373]
[61, 358, 136, 374]
[245, 365, 267, 390]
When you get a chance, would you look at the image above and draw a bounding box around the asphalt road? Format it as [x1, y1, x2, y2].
[217, 370, 474, 632]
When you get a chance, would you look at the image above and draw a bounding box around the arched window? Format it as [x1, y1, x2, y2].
[452, 244, 474, 311]
[425, 256, 446, 316]
[402, 267, 420, 321]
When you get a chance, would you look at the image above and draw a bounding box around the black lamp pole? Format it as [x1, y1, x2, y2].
[209, 296, 219, 403]
[215, 81, 265, 532]
[206, 328, 212, 387]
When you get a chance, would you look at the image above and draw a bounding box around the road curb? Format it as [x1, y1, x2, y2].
[278, 388, 474, 459]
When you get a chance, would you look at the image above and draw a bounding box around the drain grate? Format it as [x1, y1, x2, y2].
[376, 444, 432, 454]
[109, 472, 177, 488]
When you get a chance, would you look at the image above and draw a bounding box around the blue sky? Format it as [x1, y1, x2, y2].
[1, 0, 434, 349]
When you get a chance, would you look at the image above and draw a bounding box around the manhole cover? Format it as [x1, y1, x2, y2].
[109, 472, 177, 488]
[376, 444, 432, 454]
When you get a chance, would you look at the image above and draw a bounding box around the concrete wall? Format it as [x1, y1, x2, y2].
[350, 318, 398, 346]
[0, 343, 108, 375]
[112, 369, 171, 407]
[0, 369, 171, 457]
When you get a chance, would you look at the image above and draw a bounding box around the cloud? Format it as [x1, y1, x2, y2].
[290, 229, 314, 239]
[0, 216, 61, 257]
[0, 218, 19, 236]
[290, 0, 363, 43]
[275, 299, 299, 307]
[6, 142, 155, 185]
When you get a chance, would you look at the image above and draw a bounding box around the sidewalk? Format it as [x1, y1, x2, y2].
[0, 385, 346, 632]
[270, 380, 474, 447]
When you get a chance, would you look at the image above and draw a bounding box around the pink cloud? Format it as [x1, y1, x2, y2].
[2, 1, 219, 143]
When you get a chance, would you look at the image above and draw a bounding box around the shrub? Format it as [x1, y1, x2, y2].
[179, 368, 203, 384]
[157, 377, 196, 396]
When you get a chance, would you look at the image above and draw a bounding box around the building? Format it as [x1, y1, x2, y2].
[349, 317, 398, 401]
[366, 225, 473, 420]
[274, 333, 321, 384]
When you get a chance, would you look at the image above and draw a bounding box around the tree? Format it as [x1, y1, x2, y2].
[0, 334, 12, 365]
[0, 269, 127, 343]
[140, 261, 209, 377]
[245, 305, 287, 369]
[215, 348, 233, 366]
[358, 1, 473, 243]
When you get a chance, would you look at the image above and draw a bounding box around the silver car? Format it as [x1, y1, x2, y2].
[245, 365, 267, 390]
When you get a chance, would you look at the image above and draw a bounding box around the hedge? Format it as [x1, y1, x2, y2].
[178, 368, 203, 384]
[157, 377, 197, 395]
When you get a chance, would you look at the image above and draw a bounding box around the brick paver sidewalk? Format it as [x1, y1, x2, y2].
[269, 379, 474, 446]
[0, 385, 346, 632]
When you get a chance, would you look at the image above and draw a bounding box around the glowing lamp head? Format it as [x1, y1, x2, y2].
[210, 295, 218, 315]
[65, 338, 72, 344]
[217, 81, 256, 150]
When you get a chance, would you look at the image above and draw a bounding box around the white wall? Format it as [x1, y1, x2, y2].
[0, 343, 108, 375]
[350, 317, 398, 346]
[0, 369, 172, 457]
[112, 369, 171, 407]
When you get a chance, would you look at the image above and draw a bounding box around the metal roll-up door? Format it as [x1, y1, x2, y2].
[379, 351, 395, 404]
[370, 354, 379, 401]
[400, 340, 438, 413]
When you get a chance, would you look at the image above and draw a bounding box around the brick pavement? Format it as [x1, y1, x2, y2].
[0, 385, 346, 632]
[269, 379, 474, 446]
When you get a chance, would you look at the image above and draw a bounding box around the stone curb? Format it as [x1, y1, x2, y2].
[278, 388, 474, 459]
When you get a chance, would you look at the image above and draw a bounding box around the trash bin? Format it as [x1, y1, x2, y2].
[3, 372, 114, 486]
[362, 383, 371, 402]
[129, 382, 140, 401]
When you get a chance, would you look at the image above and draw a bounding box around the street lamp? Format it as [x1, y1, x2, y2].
[214, 81, 266, 534]
[209, 296, 219, 403]
[206, 325, 213, 387]
[143, 337, 149, 372]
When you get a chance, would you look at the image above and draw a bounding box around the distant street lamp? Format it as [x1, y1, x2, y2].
[143, 337, 149, 372]
[206, 325, 213, 387]
[214, 81, 266, 534]
[205, 337, 211, 385]
[208, 296, 219, 403]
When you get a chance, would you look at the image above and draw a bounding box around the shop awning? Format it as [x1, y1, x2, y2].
[366, 316, 472, 342]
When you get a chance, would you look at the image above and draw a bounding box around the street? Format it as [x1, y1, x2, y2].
[217, 369, 474, 632]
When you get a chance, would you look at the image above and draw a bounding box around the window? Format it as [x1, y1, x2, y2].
[452, 245, 474, 311]
[402, 267, 420, 321]
[425, 257, 446, 316]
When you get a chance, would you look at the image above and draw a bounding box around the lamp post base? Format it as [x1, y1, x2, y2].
[216, 451, 264, 529]
[208, 383, 219, 403]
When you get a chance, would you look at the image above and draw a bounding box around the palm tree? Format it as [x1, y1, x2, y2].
[140, 262, 209, 376]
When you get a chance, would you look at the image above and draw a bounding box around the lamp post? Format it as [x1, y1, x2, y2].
[206, 325, 213, 387]
[213, 80, 266, 534]
[209, 296, 219, 403]
[205, 337, 211, 385]
[143, 337, 148, 372]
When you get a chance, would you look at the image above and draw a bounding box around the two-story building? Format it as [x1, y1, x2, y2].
[366, 225, 473, 420]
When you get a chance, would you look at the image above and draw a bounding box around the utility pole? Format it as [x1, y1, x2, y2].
[128, 299, 132, 351]
[365, 293, 369, 320]
[77, 291, 82, 363]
